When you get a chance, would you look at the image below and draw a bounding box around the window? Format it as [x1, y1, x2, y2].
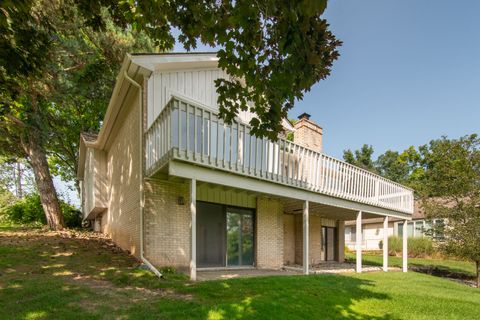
[414, 220, 425, 237]
[434, 219, 445, 240]
[397, 222, 415, 237]
[350, 227, 356, 242]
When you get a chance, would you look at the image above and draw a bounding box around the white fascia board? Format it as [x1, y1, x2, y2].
[168, 160, 413, 220]
[131, 53, 219, 72]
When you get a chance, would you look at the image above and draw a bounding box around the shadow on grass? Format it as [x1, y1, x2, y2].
[345, 254, 475, 280]
[1, 229, 397, 319]
[122, 274, 398, 319]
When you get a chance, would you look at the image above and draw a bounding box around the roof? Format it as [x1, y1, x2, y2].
[80, 132, 98, 143]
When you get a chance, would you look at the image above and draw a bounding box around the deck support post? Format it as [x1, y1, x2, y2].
[383, 216, 389, 272]
[190, 178, 197, 281]
[356, 211, 362, 273]
[402, 219, 408, 272]
[303, 200, 309, 275]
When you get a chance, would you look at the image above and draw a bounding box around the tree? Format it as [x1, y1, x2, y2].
[45, 9, 153, 195]
[0, 157, 34, 198]
[0, 0, 153, 229]
[0, 0, 66, 229]
[343, 144, 377, 172]
[420, 135, 480, 288]
[79, 0, 342, 140]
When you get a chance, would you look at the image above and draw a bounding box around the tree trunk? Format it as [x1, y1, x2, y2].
[23, 133, 65, 230]
[476, 261, 479, 289]
[16, 161, 23, 199]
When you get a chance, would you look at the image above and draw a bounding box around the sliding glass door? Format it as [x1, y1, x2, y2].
[322, 226, 338, 261]
[226, 208, 254, 267]
[197, 202, 255, 268]
[197, 202, 226, 268]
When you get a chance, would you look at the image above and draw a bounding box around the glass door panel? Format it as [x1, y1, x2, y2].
[226, 212, 241, 266]
[197, 202, 226, 268]
[241, 214, 254, 265]
[226, 208, 254, 267]
[322, 226, 338, 261]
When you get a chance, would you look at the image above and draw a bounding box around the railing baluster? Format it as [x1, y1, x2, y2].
[222, 119, 226, 168]
[144, 96, 414, 215]
[177, 101, 181, 157]
[229, 122, 233, 169]
[200, 108, 204, 162]
[242, 125, 246, 173]
[236, 121, 240, 171]
[208, 110, 212, 164]
[216, 115, 220, 167]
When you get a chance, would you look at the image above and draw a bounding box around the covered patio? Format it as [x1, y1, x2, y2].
[197, 262, 390, 281]
[281, 197, 410, 275]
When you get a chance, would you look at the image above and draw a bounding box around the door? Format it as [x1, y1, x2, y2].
[226, 208, 254, 267]
[197, 202, 226, 268]
[322, 226, 338, 261]
[197, 202, 255, 268]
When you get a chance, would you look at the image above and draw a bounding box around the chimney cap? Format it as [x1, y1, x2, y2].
[298, 112, 311, 120]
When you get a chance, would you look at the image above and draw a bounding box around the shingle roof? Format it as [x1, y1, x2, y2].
[81, 132, 98, 143]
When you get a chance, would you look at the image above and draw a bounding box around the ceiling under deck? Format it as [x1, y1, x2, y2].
[193, 181, 385, 221]
[282, 198, 380, 220]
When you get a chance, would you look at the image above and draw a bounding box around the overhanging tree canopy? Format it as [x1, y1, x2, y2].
[80, 0, 342, 140]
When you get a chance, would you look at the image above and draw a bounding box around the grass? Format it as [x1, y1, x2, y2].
[0, 226, 479, 319]
[345, 252, 477, 278]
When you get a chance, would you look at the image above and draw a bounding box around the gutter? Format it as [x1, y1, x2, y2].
[123, 71, 163, 279]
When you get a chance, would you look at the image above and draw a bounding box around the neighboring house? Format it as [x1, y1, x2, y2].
[345, 202, 445, 250]
[77, 52, 414, 280]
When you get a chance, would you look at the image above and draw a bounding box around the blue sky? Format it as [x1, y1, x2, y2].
[290, 0, 480, 159]
[174, 0, 480, 159]
[65, 1, 480, 207]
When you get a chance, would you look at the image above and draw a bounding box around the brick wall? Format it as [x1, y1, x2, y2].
[143, 178, 191, 270]
[293, 117, 323, 153]
[256, 197, 284, 269]
[283, 214, 295, 265]
[337, 220, 345, 262]
[294, 214, 322, 265]
[103, 91, 141, 257]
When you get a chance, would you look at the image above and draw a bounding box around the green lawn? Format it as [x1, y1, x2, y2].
[1, 227, 479, 320]
[345, 252, 476, 278]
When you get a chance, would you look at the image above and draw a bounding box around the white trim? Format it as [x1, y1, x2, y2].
[383, 216, 389, 272]
[190, 178, 197, 281]
[356, 211, 362, 273]
[402, 220, 408, 272]
[303, 200, 309, 275]
[168, 160, 412, 219]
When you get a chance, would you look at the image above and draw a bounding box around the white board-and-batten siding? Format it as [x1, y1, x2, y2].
[146, 68, 256, 128]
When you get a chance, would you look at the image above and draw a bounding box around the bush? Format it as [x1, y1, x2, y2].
[408, 237, 434, 258]
[1, 194, 82, 228]
[60, 202, 82, 228]
[2, 194, 46, 225]
[385, 235, 435, 258]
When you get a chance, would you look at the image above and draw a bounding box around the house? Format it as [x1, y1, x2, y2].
[345, 201, 445, 251]
[77, 52, 414, 280]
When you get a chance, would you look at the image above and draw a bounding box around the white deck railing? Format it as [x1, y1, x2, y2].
[145, 96, 414, 214]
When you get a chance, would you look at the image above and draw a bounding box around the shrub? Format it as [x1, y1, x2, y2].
[1, 194, 82, 228]
[385, 235, 435, 258]
[2, 194, 46, 225]
[408, 237, 434, 258]
[60, 202, 82, 228]
[388, 236, 403, 256]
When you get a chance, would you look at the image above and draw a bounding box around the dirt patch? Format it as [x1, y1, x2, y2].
[410, 265, 476, 287]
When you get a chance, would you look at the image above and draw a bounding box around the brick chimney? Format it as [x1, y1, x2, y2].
[293, 113, 323, 153]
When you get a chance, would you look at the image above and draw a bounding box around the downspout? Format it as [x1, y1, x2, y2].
[124, 71, 162, 278]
